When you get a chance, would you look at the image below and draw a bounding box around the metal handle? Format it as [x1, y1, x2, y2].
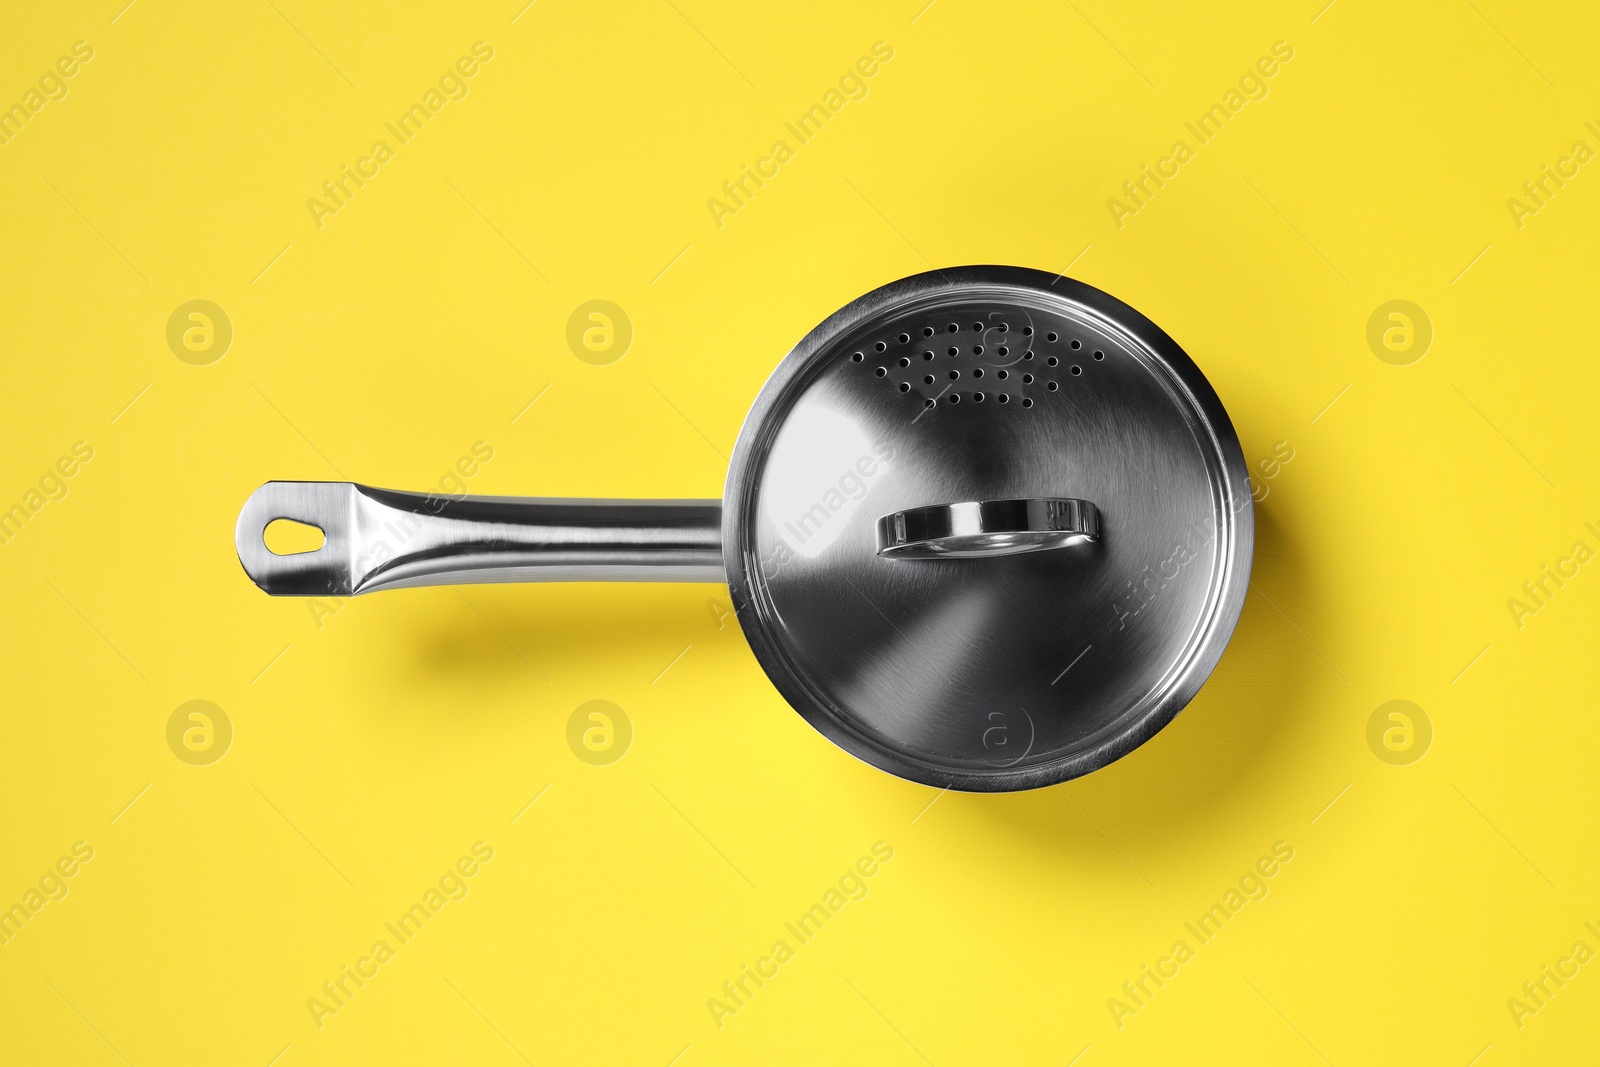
[876, 498, 1100, 559]
[235, 481, 724, 596]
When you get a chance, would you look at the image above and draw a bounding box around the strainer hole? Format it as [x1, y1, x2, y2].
[1023, 326, 1033, 336]
[899, 382, 910, 393]
[875, 341, 887, 352]
[997, 369, 1008, 380]
[973, 345, 984, 356]
[1022, 397, 1034, 408]
[948, 369, 960, 380]
[899, 357, 911, 368]
[1070, 339, 1081, 350]
[923, 351, 934, 361]
[899, 333, 910, 344]
[1047, 332, 1058, 342]
[972, 322, 984, 332]
[997, 346, 1008, 357]
[973, 391, 986, 402]
[973, 367, 984, 378]
[925, 398, 935, 408]
[998, 323, 1009, 332]
[998, 393, 1010, 404]
[923, 326, 935, 337]
[1047, 380, 1059, 391]
[1094, 350, 1104, 360]
[924, 374, 935, 384]
[947, 323, 958, 333]
[851, 352, 864, 362]
[1024, 350, 1034, 361]
[948, 347, 959, 357]
[1023, 373, 1034, 384]
[1071, 365, 1082, 375]
[875, 367, 887, 377]
[949, 393, 961, 404]
[1047, 356, 1059, 367]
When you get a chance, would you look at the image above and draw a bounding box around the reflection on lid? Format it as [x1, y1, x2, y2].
[762, 403, 893, 559]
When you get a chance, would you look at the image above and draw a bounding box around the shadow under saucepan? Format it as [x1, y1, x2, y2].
[390, 581, 731, 697]
[954, 501, 1337, 877]
[374, 498, 1331, 883]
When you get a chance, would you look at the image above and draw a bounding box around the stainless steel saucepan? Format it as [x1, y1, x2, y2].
[237, 266, 1253, 791]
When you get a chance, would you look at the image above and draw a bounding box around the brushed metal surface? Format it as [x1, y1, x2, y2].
[723, 267, 1252, 791]
[235, 482, 723, 595]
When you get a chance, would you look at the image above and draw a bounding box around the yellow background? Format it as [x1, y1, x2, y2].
[3, 0, 1599, 1063]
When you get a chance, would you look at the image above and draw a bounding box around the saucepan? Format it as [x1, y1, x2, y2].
[236, 266, 1253, 791]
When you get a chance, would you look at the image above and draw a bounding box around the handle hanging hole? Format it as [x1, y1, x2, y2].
[263, 518, 325, 556]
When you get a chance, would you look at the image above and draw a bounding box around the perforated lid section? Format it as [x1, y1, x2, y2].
[849, 309, 1109, 412]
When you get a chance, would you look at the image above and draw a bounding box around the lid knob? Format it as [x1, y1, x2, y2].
[876, 498, 1100, 559]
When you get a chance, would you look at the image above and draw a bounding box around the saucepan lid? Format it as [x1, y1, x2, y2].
[722, 266, 1252, 791]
